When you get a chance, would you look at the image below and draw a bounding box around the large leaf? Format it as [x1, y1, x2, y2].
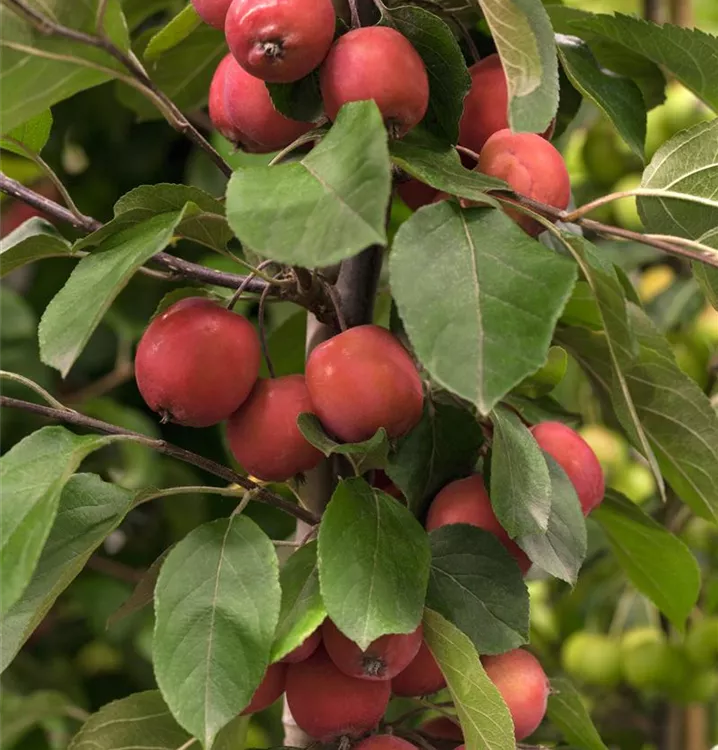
[423, 609, 515, 750]
[226, 101, 391, 267]
[427, 525, 529, 654]
[1, 474, 137, 671]
[390, 203, 576, 414]
[547, 677, 609, 750]
[318, 478, 431, 650]
[594, 492, 700, 631]
[0, 218, 75, 278]
[0, 1, 128, 132]
[489, 405, 551, 537]
[68, 691, 192, 750]
[153, 516, 280, 747]
[0, 429, 123, 617]
[477, 0, 559, 134]
[1, 110, 53, 154]
[39, 210, 185, 376]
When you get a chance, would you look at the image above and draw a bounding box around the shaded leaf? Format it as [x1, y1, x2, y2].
[547, 677, 609, 750]
[0, 690, 78, 748]
[107, 549, 171, 629]
[0, 218, 75, 278]
[268, 74, 323, 123]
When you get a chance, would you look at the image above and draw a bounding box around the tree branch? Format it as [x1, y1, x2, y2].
[0, 395, 321, 526]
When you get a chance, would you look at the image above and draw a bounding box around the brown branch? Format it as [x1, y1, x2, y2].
[0, 395, 321, 526]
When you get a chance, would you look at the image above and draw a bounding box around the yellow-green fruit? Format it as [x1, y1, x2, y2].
[680, 670, 718, 704]
[623, 641, 685, 694]
[645, 84, 713, 159]
[621, 627, 665, 657]
[691, 305, 718, 347]
[582, 124, 627, 187]
[76, 641, 123, 675]
[579, 424, 629, 475]
[610, 462, 656, 505]
[684, 618, 718, 666]
[561, 631, 622, 688]
[612, 174, 643, 231]
[562, 130, 588, 186]
[680, 517, 718, 552]
[637, 265, 676, 303]
[245, 721, 272, 748]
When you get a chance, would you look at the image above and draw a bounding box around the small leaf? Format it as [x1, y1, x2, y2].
[268, 74, 323, 122]
[107, 549, 171, 629]
[427, 525, 529, 654]
[297, 413, 389, 474]
[516, 345, 568, 397]
[1, 110, 53, 155]
[490, 405, 551, 537]
[153, 516, 280, 747]
[593, 492, 700, 631]
[226, 101, 391, 267]
[0, 218, 75, 278]
[423, 609, 515, 750]
[271, 541, 326, 663]
[318, 478, 430, 650]
[68, 691, 191, 750]
[144, 4, 202, 60]
[546, 677, 609, 750]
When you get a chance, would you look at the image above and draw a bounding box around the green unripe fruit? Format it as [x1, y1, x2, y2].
[680, 517, 718, 552]
[684, 618, 718, 666]
[680, 670, 718, 704]
[76, 640, 123, 675]
[690, 305, 718, 347]
[561, 631, 622, 688]
[623, 641, 685, 694]
[582, 124, 627, 187]
[671, 340, 708, 389]
[612, 174, 643, 231]
[610, 462, 656, 505]
[620, 627, 665, 657]
[578, 424, 629, 476]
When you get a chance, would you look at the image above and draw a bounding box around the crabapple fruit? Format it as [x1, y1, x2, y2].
[210, 55, 247, 143]
[320, 27, 429, 137]
[135, 298, 260, 428]
[426, 475, 531, 574]
[391, 640, 446, 696]
[225, 0, 335, 83]
[305, 325, 423, 442]
[242, 662, 287, 714]
[280, 629, 323, 664]
[531, 421, 605, 515]
[397, 179, 438, 211]
[322, 620, 423, 681]
[477, 129, 570, 236]
[192, 0, 232, 29]
[354, 736, 419, 750]
[482, 649, 549, 741]
[285, 647, 390, 740]
[222, 55, 312, 151]
[561, 631, 622, 688]
[421, 717, 463, 741]
[227, 375, 323, 481]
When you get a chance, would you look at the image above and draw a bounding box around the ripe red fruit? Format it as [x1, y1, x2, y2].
[242, 662, 287, 714]
[209, 55, 246, 143]
[482, 649, 549, 741]
[322, 620, 423, 681]
[320, 27, 429, 137]
[421, 717, 463, 741]
[373, 470, 403, 499]
[225, 0, 335, 83]
[280, 629, 322, 664]
[192, 0, 232, 29]
[305, 325, 424, 443]
[392, 640, 446, 696]
[222, 55, 313, 152]
[227, 375, 323, 481]
[477, 129, 570, 236]
[531, 422, 605, 515]
[286, 647, 391, 740]
[426, 475, 531, 575]
[135, 298, 260, 428]
[397, 179, 438, 211]
[354, 736, 419, 750]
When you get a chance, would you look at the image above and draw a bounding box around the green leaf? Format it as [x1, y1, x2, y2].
[268, 74, 324, 123]
[516, 345, 568, 397]
[594, 492, 700, 631]
[0, 1, 129, 132]
[107, 549, 171, 629]
[490, 405, 551, 537]
[153, 516, 280, 747]
[0, 430, 126, 618]
[144, 3, 202, 60]
[477, 0, 559, 134]
[503, 394, 582, 429]
[556, 35, 646, 158]
[68, 691, 192, 750]
[694, 264, 718, 309]
[423, 609, 515, 750]
[389, 7, 470, 143]
[0, 690, 79, 748]
[271, 541, 326, 663]
[546, 677, 609, 750]
[0, 218, 75, 278]
[386, 399, 484, 517]
[226, 101, 391, 266]
[318, 477, 431, 650]
[427, 525, 529, 654]
[1, 474, 137, 671]
[1, 110, 53, 155]
[390, 203, 576, 414]
[572, 14, 718, 113]
[297, 414, 389, 474]
[39, 210, 185, 376]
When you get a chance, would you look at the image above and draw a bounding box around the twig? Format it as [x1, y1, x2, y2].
[0, 395, 321, 526]
[87, 554, 144, 584]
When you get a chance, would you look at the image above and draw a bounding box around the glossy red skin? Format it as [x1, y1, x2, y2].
[241, 662, 287, 714]
[391, 640, 446, 696]
[354, 736, 419, 750]
[227, 375, 323, 481]
[209, 55, 246, 143]
[286, 647, 391, 740]
[135, 298, 261, 427]
[192, 0, 233, 29]
[421, 717, 463, 741]
[223, 55, 312, 152]
[426, 475, 531, 575]
[322, 620, 423, 681]
[305, 325, 423, 443]
[531, 422, 605, 515]
[482, 649, 549, 741]
[477, 129, 570, 236]
[397, 179, 438, 210]
[225, 0, 335, 83]
[280, 629, 322, 664]
[320, 27, 429, 136]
